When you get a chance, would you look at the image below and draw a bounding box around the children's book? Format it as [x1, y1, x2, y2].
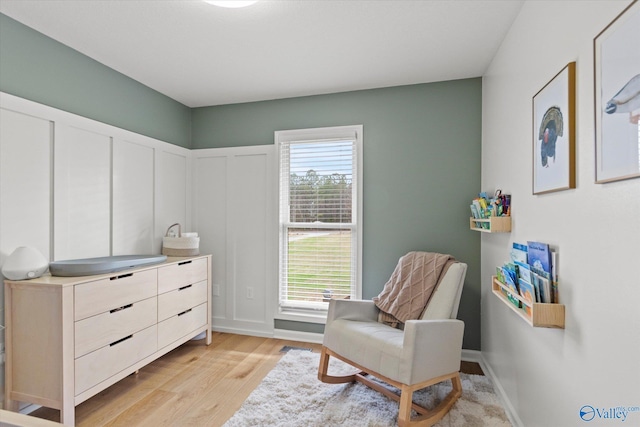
[514, 260, 531, 282]
[527, 241, 552, 275]
[551, 250, 558, 303]
[532, 270, 551, 303]
[529, 273, 541, 303]
[511, 242, 528, 264]
[470, 204, 482, 228]
[501, 265, 520, 308]
[517, 278, 535, 316]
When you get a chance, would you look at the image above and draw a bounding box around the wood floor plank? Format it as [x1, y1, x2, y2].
[142, 337, 285, 426]
[28, 333, 318, 426]
[100, 389, 176, 427]
[26, 333, 475, 426]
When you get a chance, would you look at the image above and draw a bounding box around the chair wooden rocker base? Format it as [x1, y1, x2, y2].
[317, 258, 468, 427]
[318, 347, 462, 427]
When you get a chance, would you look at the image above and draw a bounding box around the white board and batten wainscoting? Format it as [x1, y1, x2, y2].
[0, 92, 278, 402]
[0, 92, 193, 265]
[192, 147, 276, 338]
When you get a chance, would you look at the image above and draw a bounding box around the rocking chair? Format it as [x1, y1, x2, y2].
[318, 260, 467, 427]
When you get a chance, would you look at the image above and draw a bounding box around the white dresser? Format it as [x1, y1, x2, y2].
[3, 255, 212, 426]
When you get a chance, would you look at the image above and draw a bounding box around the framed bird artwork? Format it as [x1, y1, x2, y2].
[532, 62, 577, 195]
[594, 0, 640, 183]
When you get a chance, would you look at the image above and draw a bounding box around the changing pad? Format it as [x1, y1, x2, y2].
[49, 254, 167, 277]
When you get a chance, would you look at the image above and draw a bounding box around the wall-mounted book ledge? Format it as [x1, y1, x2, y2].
[492, 276, 565, 328]
[470, 216, 511, 233]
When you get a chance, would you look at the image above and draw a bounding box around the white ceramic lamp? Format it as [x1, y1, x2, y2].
[2, 246, 49, 280]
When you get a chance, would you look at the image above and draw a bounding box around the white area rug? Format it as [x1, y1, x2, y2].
[224, 350, 511, 427]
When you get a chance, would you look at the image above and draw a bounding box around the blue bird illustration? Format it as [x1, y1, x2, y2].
[605, 74, 640, 124]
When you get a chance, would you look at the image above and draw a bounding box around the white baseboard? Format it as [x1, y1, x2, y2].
[211, 325, 273, 338]
[478, 353, 524, 427]
[273, 329, 324, 344]
[461, 349, 482, 363]
[211, 326, 325, 345]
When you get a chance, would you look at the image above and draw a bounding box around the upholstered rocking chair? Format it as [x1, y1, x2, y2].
[318, 259, 467, 427]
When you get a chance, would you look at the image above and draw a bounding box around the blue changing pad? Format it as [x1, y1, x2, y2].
[49, 255, 167, 277]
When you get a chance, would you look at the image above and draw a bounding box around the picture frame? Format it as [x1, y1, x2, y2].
[532, 62, 576, 195]
[594, 0, 640, 183]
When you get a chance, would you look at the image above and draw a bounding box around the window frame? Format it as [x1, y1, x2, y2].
[274, 125, 363, 324]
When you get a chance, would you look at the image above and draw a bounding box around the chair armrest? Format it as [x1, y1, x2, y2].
[326, 299, 379, 326]
[401, 319, 465, 384]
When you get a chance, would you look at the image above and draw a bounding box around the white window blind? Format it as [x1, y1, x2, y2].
[276, 126, 362, 315]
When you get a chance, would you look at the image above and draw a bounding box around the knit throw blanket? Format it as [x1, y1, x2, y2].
[373, 251, 456, 327]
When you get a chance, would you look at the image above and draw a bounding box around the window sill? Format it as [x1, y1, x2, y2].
[275, 309, 328, 325]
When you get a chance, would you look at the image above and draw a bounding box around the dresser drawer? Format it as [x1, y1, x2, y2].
[158, 280, 207, 322]
[158, 302, 207, 350]
[74, 269, 157, 321]
[158, 257, 207, 294]
[75, 324, 157, 395]
[75, 296, 157, 357]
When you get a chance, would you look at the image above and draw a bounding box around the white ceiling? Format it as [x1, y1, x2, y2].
[0, 0, 524, 108]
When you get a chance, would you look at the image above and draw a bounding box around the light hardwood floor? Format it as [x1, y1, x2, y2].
[28, 332, 481, 426]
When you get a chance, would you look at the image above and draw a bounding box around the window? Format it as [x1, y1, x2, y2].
[276, 125, 362, 320]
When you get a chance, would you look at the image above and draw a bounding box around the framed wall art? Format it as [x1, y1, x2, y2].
[532, 62, 576, 195]
[594, 0, 640, 183]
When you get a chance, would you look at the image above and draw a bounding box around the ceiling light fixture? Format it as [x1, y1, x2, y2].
[204, 0, 259, 8]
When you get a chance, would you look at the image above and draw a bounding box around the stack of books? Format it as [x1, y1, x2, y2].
[470, 191, 510, 229]
[496, 241, 559, 315]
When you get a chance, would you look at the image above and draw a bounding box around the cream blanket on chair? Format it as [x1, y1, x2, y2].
[373, 251, 456, 327]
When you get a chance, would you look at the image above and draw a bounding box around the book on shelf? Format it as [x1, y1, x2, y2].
[531, 270, 551, 303]
[528, 241, 554, 303]
[515, 260, 539, 302]
[471, 199, 490, 228]
[511, 242, 528, 264]
[527, 241, 552, 276]
[477, 197, 488, 212]
[501, 265, 520, 308]
[517, 277, 535, 316]
[470, 204, 482, 228]
[551, 250, 558, 303]
[469, 191, 510, 229]
[495, 240, 559, 308]
[514, 260, 531, 281]
[531, 274, 541, 303]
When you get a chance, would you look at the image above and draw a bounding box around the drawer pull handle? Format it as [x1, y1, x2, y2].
[178, 284, 192, 291]
[178, 308, 192, 317]
[110, 273, 133, 281]
[110, 304, 133, 313]
[110, 335, 133, 347]
[178, 260, 192, 266]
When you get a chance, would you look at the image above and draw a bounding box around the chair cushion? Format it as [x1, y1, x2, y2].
[421, 263, 466, 320]
[324, 318, 405, 381]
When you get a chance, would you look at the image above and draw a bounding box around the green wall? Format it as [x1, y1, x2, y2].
[193, 81, 482, 350]
[0, 11, 482, 349]
[0, 13, 191, 148]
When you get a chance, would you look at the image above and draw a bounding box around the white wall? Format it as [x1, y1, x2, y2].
[482, 1, 640, 426]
